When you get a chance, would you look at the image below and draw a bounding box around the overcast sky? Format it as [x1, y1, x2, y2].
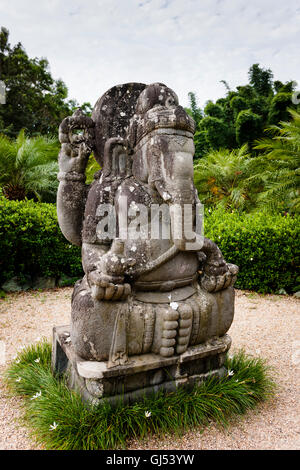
[1, 0, 299, 108]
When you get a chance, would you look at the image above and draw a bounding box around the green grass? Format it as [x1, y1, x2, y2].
[4, 340, 276, 450]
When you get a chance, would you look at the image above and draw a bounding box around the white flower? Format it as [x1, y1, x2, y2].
[15, 359, 20, 364]
[34, 358, 40, 363]
[228, 369, 234, 376]
[250, 257, 253, 261]
[49, 422, 58, 431]
[170, 302, 178, 311]
[145, 411, 151, 418]
[16, 377, 21, 382]
[30, 391, 42, 400]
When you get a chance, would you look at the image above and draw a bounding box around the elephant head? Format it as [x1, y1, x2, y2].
[128, 83, 202, 251]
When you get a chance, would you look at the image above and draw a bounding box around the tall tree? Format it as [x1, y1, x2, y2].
[248, 63, 273, 97]
[0, 27, 91, 136]
[187, 64, 298, 157]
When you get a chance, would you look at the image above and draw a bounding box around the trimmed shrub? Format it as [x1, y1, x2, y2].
[0, 197, 299, 294]
[0, 196, 82, 285]
[205, 208, 299, 293]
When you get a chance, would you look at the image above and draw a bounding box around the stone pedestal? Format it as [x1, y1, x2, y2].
[52, 325, 231, 406]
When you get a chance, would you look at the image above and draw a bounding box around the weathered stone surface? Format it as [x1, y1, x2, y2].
[52, 325, 230, 405]
[92, 83, 146, 166]
[54, 82, 239, 404]
[2, 275, 31, 292]
[32, 277, 56, 290]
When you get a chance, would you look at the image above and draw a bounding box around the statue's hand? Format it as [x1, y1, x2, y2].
[88, 270, 131, 301]
[87, 251, 136, 301]
[58, 110, 95, 175]
[58, 142, 90, 175]
[200, 263, 239, 292]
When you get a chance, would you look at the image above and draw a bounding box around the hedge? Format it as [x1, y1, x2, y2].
[205, 208, 299, 294]
[0, 197, 299, 293]
[0, 196, 82, 285]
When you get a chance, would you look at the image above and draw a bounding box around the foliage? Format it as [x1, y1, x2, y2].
[4, 340, 275, 450]
[199, 115, 229, 150]
[194, 145, 264, 212]
[0, 195, 82, 285]
[204, 100, 224, 120]
[268, 93, 293, 125]
[187, 64, 298, 157]
[205, 208, 300, 293]
[235, 109, 262, 147]
[0, 27, 91, 137]
[254, 109, 300, 214]
[0, 130, 59, 201]
[248, 63, 273, 97]
[85, 154, 101, 184]
[186, 91, 202, 128]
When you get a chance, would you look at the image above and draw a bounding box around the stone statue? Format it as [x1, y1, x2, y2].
[52, 83, 238, 404]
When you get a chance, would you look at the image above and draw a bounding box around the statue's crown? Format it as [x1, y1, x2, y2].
[129, 83, 195, 147]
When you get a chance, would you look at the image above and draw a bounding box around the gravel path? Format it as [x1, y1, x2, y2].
[0, 288, 299, 450]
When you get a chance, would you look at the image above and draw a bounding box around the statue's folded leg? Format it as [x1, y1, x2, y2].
[70, 276, 128, 362]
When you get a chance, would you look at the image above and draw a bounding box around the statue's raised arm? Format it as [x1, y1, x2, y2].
[57, 109, 95, 246]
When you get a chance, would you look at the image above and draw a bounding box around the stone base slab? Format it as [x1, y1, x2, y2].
[52, 325, 231, 406]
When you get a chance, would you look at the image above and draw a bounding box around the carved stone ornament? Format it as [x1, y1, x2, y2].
[52, 83, 238, 405]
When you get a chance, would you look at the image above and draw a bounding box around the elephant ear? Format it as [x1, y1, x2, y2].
[91, 82, 146, 166]
[103, 137, 132, 179]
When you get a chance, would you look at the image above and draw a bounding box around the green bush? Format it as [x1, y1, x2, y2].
[205, 208, 299, 293]
[0, 197, 299, 294]
[0, 195, 82, 284]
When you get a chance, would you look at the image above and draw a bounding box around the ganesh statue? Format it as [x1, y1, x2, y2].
[52, 82, 238, 404]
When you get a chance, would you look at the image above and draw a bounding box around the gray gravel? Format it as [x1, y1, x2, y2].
[0, 288, 299, 450]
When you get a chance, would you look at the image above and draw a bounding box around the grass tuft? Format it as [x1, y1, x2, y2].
[4, 341, 276, 450]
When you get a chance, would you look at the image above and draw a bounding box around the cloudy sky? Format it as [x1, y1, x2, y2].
[1, 0, 299, 108]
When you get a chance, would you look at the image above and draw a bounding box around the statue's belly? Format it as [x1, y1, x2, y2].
[134, 252, 199, 291]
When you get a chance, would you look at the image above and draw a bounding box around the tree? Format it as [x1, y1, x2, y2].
[193, 145, 263, 212]
[187, 91, 202, 127]
[204, 100, 224, 119]
[0, 27, 91, 136]
[186, 64, 298, 157]
[229, 96, 248, 119]
[199, 116, 229, 150]
[254, 109, 300, 213]
[268, 92, 294, 125]
[235, 110, 262, 147]
[248, 63, 273, 97]
[0, 130, 59, 201]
